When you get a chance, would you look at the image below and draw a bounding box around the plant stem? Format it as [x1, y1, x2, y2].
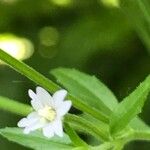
[0, 96, 32, 116]
[127, 130, 150, 142]
[64, 123, 88, 148]
[65, 114, 109, 142]
[112, 130, 150, 149]
[0, 49, 109, 123]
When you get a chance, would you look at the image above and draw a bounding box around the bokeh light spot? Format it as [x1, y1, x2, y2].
[51, 0, 72, 6]
[100, 0, 119, 7]
[0, 34, 34, 64]
[0, 0, 17, 4]
[39, 26, 59, 47]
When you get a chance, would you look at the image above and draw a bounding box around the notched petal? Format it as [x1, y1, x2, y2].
[31, 99, 43, 111]
[57, 100, 72, 116]
[53, 90, 67, 107]
[36, 86, 53, 106]
[28, 89, 36, 100]
[17, 118, 28, 127]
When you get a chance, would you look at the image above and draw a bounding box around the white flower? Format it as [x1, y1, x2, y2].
[17, 86, 72, 138]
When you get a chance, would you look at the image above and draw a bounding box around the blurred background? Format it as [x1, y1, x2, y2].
[0, 0, 150, 149]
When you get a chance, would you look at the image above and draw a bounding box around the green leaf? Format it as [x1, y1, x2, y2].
[120, 0, 150, 52]
[80, 113, 109, 133]
[72, 147, 86, 150]
[110, 75, 150, 135]
[51, 68, 118, 115]
[130, 117, 150, 131]
[0, 127, 74, 150]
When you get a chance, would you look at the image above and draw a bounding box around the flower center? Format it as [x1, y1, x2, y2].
[38, 106, 56, 121]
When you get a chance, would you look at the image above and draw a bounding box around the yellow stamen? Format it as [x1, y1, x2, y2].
[38, 106, 56, 121]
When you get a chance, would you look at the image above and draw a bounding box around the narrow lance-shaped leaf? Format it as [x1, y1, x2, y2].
[130, 117, 150, 132]
[51, 68, 118, 115]
[0, 128, 74, 150]
[110, 75, 150, 135]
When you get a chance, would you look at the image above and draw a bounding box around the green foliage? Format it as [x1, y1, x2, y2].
[65, 114, 109, 142]
[57, 10, 132, 67]
[0, 49, 150, 149]
[80, 113, 109, 134]
[120, 0, 150, 52]
[110, 75, 150, 135]
[0, 128, 74, 150]
[51, 68, 118, 115]
[0, 0, 150, 149]
[130, 117, 150, 132]
[0, 49, 108, 123]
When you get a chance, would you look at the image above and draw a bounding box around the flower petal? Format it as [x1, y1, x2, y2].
[28, 89, 43, 110]
[18, 118, 28, 127]
[27, 112, 39, 119]
[52, 119, 63, 137]
[53, 90, 67, 107]
[43, 124, 54, 138]
[18, 112, 40, 128]
[31, 99, 43, 111]
[23, 120, 45, 134]
[57, 101, 72, 117]
[36, 86, 53, 106]
[28, 89, 36, 100]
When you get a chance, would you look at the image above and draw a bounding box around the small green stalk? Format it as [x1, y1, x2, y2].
[65, 114, 109, 141]
[64, 123, 88, 148]
[0, 96, 32, 116]
[126, 130, 150, 142]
